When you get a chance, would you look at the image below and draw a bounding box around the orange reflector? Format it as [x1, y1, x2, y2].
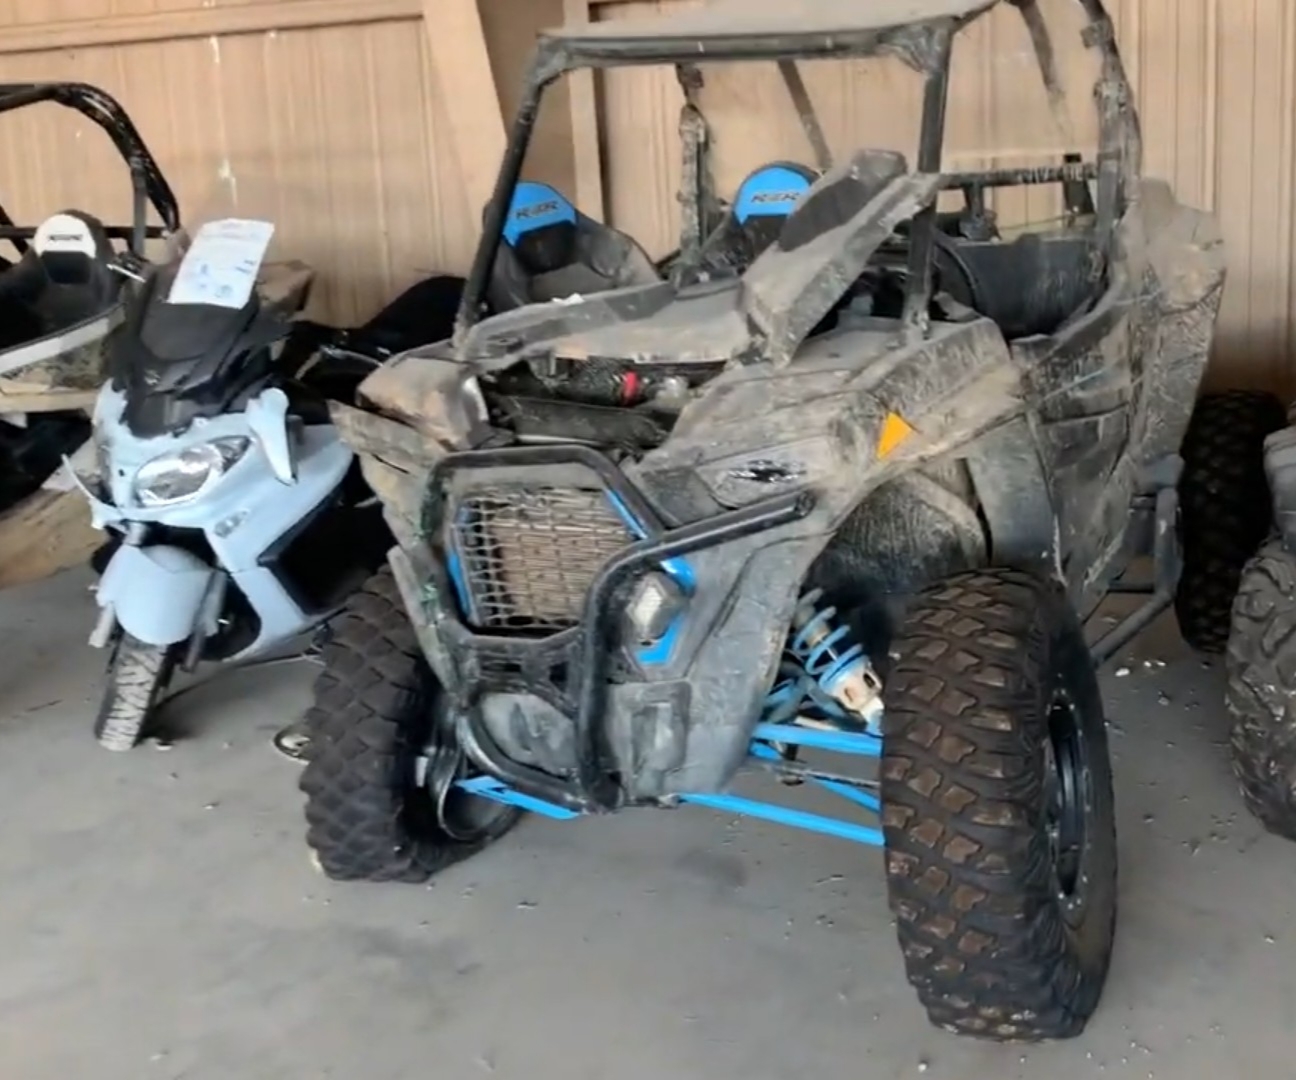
[877, 412, 916, 459]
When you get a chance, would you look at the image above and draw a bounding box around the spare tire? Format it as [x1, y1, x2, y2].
[1177, 390, 1287, 652]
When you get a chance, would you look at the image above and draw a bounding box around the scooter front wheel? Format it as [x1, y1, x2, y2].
[94, 633, 176, 752]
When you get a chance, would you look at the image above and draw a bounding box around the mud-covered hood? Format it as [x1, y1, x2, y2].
[454, 165, 943, 375]
[459, 277, 755, 370]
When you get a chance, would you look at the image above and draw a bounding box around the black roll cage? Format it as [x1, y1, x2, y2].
[0, 82, 181, 258]
[453, 0, 1138, 346]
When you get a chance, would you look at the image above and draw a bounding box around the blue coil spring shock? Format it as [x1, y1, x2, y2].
[763, 589, 883, 732]
[790, 590, 867, 693]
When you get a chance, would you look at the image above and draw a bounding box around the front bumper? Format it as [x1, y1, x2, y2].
[394, 444, 817, 813]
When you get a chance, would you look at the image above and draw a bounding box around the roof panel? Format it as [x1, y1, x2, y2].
[548, 0, 1000, 45]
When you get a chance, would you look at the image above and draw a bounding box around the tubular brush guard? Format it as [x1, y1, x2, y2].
[428, 491, 893, 845]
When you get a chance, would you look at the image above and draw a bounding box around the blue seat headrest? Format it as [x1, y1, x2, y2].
[503, 181, 579, 247]
[733, 164, 817, 225]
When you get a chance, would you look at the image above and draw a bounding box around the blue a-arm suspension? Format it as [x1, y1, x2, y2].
[452, 592, 888, 847]
[455, 721, 885, 846]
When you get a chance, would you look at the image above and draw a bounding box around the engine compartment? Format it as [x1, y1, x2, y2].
[458, 151, 1107, 459]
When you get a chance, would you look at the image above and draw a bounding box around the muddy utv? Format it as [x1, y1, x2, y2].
[0, 83, 178, 587]
[301, 0, 1226, 1041]
[0, 84, 177, 489]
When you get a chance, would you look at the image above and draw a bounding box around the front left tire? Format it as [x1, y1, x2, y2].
[299, 567, 520, 883]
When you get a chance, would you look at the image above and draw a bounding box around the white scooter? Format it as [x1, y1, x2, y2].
[76, 221, 392, 751]
[80, 178, 663, 753]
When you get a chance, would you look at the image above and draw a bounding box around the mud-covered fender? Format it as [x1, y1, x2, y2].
[637, 315, 1026, 532]
[97, 544, 217, 647]
[963, 415, 1060, 577]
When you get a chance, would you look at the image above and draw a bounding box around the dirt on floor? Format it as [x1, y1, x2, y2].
[0, 567, 1293, 1080]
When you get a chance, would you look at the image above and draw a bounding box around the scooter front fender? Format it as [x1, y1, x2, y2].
[96, 544, 217, 648]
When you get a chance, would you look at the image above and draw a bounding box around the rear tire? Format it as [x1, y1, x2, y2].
[1226, 541, 1296, 840]
[299, 566, 520, 883]
[1177, 390, 1287, 653]
[882, 569, 1116, 1041]
[94, 633, 175, 752]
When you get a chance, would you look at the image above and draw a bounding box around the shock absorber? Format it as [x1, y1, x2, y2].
[786, 589, 884, 732]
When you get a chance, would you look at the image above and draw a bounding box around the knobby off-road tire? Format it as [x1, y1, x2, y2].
[300, 567, 520, 883]
[1226, 541, 1296, 840]
[881, 570, 1117, 1041]
[1177, 390, 1287, 653]
[94, 633, 175, 752]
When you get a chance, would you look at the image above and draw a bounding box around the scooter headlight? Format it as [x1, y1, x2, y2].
[133, 437, 250, 508]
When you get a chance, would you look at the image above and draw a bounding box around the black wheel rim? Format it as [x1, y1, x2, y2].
[1043, 688, 1093, 925]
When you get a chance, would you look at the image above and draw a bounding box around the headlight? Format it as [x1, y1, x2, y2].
[134, 436, 250, 508]
[624, 571, 685, 645]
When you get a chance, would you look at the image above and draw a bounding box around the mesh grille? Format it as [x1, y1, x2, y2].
[453, 484, 634, 632]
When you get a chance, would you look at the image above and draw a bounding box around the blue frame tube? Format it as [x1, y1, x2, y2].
[677, 792, 884, 846]
[455, 721, 885, 846]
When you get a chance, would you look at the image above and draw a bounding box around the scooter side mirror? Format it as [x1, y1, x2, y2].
[109, 251, 149, 282]
[247, 387, 295, 484]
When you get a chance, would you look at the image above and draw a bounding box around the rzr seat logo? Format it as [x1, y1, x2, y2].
[515, 199, 562, 220]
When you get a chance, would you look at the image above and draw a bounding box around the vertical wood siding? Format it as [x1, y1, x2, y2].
[0, 0, 569, 324]
[2, 0, 1295, 390]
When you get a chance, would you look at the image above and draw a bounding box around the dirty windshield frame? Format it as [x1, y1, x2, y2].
[453, 0, 1138, 345]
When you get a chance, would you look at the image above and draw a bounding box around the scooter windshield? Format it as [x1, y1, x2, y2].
[107, 218, 310, 438]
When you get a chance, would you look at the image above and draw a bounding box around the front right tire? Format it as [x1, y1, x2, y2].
[300, 567, 520, 883]
[881, 569, 1117, 1041]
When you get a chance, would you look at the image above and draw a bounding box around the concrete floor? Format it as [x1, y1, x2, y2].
[1, 569, 1294, 1080]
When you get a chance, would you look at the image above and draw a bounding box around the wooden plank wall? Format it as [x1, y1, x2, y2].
[1, 0, 1294, 391]
[0, 0, 571, 325]
[582, 0, 1296, 393]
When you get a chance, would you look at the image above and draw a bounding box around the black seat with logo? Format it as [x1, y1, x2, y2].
[695, 162, 818, 279]
[488, 182, 659, 311]
[0, 210, 119, 344]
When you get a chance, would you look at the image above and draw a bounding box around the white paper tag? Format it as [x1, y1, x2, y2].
[167, 218, 275, 309]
